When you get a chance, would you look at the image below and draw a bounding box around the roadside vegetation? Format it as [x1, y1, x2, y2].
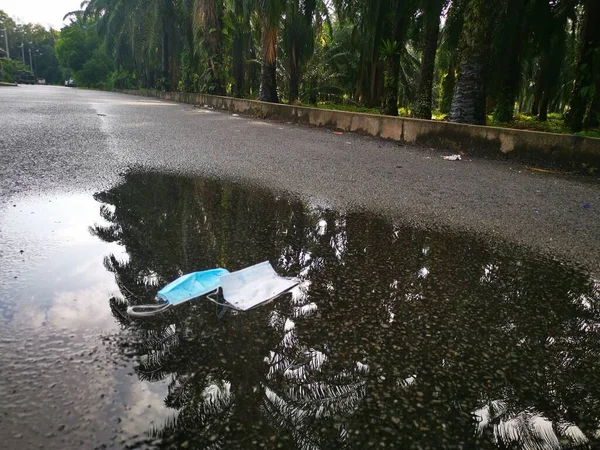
[0, 10, 61, 84]
[1, 1, 599, 136]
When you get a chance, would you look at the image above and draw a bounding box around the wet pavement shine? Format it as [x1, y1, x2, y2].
[1, 170, 599, 450]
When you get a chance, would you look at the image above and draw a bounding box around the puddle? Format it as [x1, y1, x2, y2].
[1, 172, 599, 449]
[0, 194, 124, 329]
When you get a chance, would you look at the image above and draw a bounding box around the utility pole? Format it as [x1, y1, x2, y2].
[28, 47, 32, 72]
[20, 42, 24, 64]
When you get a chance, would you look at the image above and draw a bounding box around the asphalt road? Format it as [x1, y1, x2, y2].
[1, 85, 599, 271]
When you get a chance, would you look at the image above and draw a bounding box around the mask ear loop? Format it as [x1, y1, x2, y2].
[206, 289, 238, 309]
[126, 303, 172, 318]
[126, 290, 239, 319]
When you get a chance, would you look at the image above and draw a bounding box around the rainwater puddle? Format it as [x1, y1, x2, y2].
[0, 171, 599, 450]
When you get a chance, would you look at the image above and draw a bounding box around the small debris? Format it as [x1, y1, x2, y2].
[584, 203, 591, 209]
[333, 131, 343, 135]
[232, 114, 239, 117]
[443, 154, 461, 161]
[97, 113, 106, 117]
[526, 166, 569, 175]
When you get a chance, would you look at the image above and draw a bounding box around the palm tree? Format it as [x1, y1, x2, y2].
[380, 39, 401, 115]
[254, 0, 285, 103]
[194, 0, 226, 95]
[567, 0, 600, 131]
[281, 0, 317, 102]
[448, 0, 499, 125]
[380, 0, 414, 116]
[528, 0, 572, 121]
[85, 0, 180, 89]
[437, 0, 465, 114]
[412, 0, 446, 119]
[490, 0, 531, 124]
[356, 0, 387, 108]
[229, 0, 251, 97]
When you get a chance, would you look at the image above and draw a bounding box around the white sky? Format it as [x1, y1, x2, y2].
[1, 0, 83, 30]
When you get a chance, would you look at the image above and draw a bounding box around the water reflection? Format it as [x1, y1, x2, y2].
[93, 171, 600, 449]
[0, 194, 123, 329]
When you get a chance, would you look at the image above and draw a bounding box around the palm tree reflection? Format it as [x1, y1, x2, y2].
[93, 171, 600, 449]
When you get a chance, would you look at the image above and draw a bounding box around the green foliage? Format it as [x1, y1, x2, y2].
[54, 18, 113, 87]
[1, 9, 62, 84]
[55, 23, 93, 72]
[0, 57, 31, 82]
[106, 69, 137, 90]
[75, 46, 113, 87]
[7, 0, 595, 133]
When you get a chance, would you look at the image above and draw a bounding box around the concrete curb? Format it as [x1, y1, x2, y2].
[116, 89, 600, 175]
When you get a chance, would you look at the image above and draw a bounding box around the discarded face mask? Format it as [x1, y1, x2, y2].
[219, 261, 299, 311]
[127, 268, 229, 318]
[126, 262, 298, 318]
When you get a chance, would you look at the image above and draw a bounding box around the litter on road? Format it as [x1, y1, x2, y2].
[443, 154, 462, 161]
[526, 166, 570, 175]
[126, 261, 298, 318]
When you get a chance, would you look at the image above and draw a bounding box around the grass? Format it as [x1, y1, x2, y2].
[488, 113, 571, 134]
[315, 102, 381, 115]
[313, 102, 599, 137]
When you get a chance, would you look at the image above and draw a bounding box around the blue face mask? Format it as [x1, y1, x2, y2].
[157, 268, 230, 305]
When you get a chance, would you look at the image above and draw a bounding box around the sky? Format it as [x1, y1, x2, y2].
[1, 0, 83, 30]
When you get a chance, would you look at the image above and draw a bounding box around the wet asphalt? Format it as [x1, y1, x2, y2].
[1, 85, 600, 450]
[2, 85, 600, 273]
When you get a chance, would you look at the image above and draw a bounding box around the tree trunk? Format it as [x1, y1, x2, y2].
[231, 0, 247, 98]
[161, 21, 169, 83]
[382, 58, 400, 116]
[530, 76, 542, 116]
[259, 26, 279, 103]
[201, 0, 225, 95]
[232, 35, 245, 97]
[289, 44, 299, 101]
[440, 68, 456, 114]
[492, 45, 522, 123]
[248, 39, 260, 97]
[584, 77, 600, 128]
[538, 93, 549, 122]
[449, 52, 487, 124]
[448, 0, 495, 125]
[491, 0, 528, 123]
[413, 1, 443, 119]
[493, 68, 520, 123]
[567, 0, 600, 132]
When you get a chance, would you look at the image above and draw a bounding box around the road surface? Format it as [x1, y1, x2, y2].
[2, 85, 600, 450]
[2, 85, 599, 271]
